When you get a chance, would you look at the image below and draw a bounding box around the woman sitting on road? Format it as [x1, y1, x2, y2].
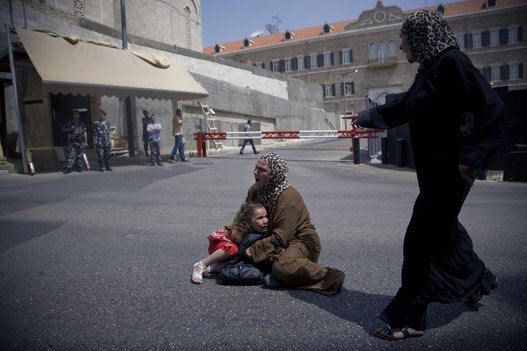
[244, 153, 345, 296]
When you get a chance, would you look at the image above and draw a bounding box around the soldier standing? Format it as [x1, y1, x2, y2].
[62, 109, 87, 174]
[93, 108, 112, 172]
[141, 110, 151, 156]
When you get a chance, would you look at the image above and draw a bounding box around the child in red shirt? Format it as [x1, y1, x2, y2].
[191, 202, 268, 284]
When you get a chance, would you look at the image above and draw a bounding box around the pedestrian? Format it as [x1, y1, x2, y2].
[147, 114, 163, 166]
[244, 153, 345, 296]
[62, 109, 87, 174]
[353, 10, 504, 341]
[191, 202, 268, 284]
[239, 120, 259, 155]
[92, 108, 112, 172]
[168, 109, 187, 163]
[141, 110, 151, 156]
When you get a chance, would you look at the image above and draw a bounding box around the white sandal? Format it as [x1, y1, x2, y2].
[191, 261, 206, 284]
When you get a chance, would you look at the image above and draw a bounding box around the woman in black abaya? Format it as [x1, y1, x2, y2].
[354, 10, 503, 341]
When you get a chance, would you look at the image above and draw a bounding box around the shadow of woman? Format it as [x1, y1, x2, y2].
[286, 287, 472, 334]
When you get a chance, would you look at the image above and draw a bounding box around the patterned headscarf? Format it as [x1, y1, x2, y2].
[400, 10, 459, 68]
[256, 153, 289, 212]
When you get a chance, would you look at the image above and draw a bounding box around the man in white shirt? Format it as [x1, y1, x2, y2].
[147, 114, 163, 166]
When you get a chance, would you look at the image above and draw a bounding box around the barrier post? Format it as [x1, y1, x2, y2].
[353, 138, 360, 164]
[194, 132, 202, 158]
[201, 132, 207, 157]
[381, 137, 388, 164]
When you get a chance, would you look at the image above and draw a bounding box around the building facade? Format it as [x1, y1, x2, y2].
[204, 0, 527, 180]
[205, 0, 527, 124]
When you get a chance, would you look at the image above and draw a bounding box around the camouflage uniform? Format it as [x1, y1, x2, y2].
[64, 120, 86, 172]
[93, 119, 112, 171]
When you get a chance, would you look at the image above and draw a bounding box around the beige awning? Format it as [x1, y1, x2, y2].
[16, 28, 209, 101]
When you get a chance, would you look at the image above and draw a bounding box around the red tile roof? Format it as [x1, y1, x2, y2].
[203, 0, 526, 55]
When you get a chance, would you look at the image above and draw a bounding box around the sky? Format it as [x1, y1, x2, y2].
[201, 0, 462, 47]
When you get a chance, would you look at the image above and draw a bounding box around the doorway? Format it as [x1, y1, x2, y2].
[50, 94, 92, 148]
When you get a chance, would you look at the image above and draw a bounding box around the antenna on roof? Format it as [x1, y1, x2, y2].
[265, 14, 282, 34]
[251, 29, 265, 37]
[265, 23, 279, 34]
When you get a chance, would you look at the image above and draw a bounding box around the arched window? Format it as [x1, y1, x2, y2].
[378, 42, 387, 63]
[369, 43, 377, 61]
[388, 40, 396, 57]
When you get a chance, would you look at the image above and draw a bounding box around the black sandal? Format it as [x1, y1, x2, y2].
[374, 325, 424, 341]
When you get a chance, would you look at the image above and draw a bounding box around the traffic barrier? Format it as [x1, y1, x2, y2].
[193, 129, 384, 158]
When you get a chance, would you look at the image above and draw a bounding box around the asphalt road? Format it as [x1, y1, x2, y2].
[1, 139, 526, 351]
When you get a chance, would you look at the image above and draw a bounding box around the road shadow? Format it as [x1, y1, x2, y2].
[287, 287, 472, 334]
[0, 219, 66, 253]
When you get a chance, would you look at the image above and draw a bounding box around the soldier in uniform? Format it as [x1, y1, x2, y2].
[93, 108, 112, 172]
[141, 109, 151, 156]
[62, 109, 87, 174]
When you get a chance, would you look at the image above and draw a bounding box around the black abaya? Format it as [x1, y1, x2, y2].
[358, 48, 504, 330]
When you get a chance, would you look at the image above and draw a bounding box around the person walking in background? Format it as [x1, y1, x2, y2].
[92, 108, 112, 172]
[168, 109, 187, 163]
[62, 109, 87, 174]
[244, 153, 345, 296]
[147, 114, 163, 166]
[352, 10, 504, 341]
[141, 110, 151, 156]
[239, 120, 259, 155]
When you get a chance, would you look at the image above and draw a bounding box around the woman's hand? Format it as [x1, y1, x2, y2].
[459, 164, 476, 185]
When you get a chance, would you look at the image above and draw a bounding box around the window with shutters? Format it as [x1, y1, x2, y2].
[501, 65, 510, 81]
[272, 60, 279, 72]
[472, 32, 482, 48]
[342, 81, 355, 96]
[297, 55, 305, 70]
[325, 83, 336, 97]
[491, 65, 500, 81]
[341, 49, 350, 65]
[310, 54, 317, 69]
[490, 29, 499, 47]
[322, 84, 336, 98]
[284, 58, 292, 72]
[481, 30, 490, 47]
[464, 33, 473, 49]
[323, 52, 332, 67]
[481, 67, 491, 81]
[458, 35, 465, 50]
[509, 63, 523, 80]
[508, 26, 519, 44]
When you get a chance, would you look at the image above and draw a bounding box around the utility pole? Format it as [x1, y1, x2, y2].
[120, 0, 136, 156]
